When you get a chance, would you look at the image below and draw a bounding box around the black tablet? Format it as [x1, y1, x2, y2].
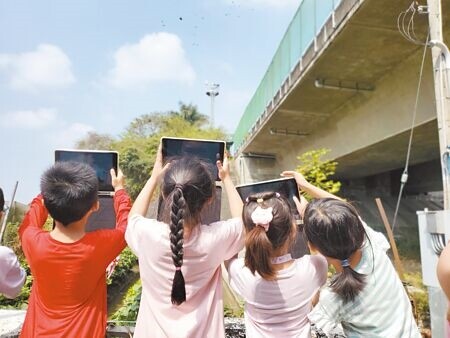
[55, 150, 118, 192]
[236, 177, 300, 211]
[86, 196, 116, 232]
[237, 177, 308, 259]
[161, 137, 225, 181]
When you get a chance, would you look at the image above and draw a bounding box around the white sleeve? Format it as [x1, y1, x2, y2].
[125, 214, 152, 256]
[212, 217, 245, 260]
[310, 254, 328, 287]
[0, 246, 26, 299]
[308, 289, 346, 336]
[227, 258, 247, 298]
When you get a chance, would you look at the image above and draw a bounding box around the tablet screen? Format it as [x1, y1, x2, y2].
[55, 150, 118, 192]
[236, 178, 300, 212]
[161, 137, 225, 181]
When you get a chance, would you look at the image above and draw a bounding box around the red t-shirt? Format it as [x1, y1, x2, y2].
[19, 190, 131, 338]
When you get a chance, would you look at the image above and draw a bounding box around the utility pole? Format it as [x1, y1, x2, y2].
[205, 82, 219, 127]
[427, 0, 450, 209]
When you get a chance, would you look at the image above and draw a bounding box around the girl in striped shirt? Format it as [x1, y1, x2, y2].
[303, 197, 421, 337]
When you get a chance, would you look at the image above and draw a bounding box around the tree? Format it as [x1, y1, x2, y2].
[171, 102, 208, 126]
[117, 114, 226, 199]
[75, 103, 227, 199]
[75, 131, 115, 150]
[296, 148, 341, 199]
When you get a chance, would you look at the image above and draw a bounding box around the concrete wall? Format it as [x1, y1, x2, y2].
[274, 49, 438, 176]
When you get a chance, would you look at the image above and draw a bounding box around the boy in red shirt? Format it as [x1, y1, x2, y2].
[19, 161, 131, 338]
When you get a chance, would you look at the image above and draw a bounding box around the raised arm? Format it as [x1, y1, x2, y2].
[218, 153, 243, 219]
[111, 169, 131, 233]
[129, 143, 168, 218]
[281, 171, 341, 200]
[18, 195, 48, 240]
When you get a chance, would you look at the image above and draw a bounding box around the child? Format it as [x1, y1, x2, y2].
[125, 146, 244, 337]
[437, 242, 450, 336]
[19, 162, 131, 338]
[288, 171, 421, 338]
[226, 190, 328, 338]
[0, 187, 26, 299]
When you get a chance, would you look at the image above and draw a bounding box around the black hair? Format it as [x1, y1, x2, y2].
[160, 156, 215, 305]
[40, 161, 99, 226]
[303, 198, 366, 303]
[242, 192, 295, 280]
[0, 188, 4, 212]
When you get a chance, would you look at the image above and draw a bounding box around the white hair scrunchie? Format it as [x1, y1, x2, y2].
[251, 206, 273, 232]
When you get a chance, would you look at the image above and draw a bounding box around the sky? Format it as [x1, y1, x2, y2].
[0, 0, 301, 202]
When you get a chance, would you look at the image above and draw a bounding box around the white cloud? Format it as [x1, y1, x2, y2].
[226, 0, 299, 8]
[0, 107, 93, 147]
[0, 108, 57, 129]
[106, 32, 196, 88]
[51, 122, 94, 148]
[0, 44, 75, 91]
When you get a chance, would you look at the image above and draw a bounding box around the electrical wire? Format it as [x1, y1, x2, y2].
[391, 32, 430, 233]
[397, 1, 428, 46]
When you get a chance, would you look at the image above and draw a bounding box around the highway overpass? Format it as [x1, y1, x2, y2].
[232, 0, 449, 198]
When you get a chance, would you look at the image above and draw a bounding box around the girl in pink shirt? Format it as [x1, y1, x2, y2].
[227, 184, 328, 338]
[126, 146, 244, 338]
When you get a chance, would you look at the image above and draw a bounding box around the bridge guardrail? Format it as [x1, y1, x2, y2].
[233, 0, 343, 151]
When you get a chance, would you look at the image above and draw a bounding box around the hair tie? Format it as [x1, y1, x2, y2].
[174, 184, 183, 190]
[275, 192, 281, 198]
[341, 258, 350, 268]
[175, 267, 181, 271]
[251, 206, 273, 232]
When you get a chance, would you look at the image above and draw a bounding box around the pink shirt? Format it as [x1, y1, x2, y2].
[0, 246, 26, 299]
[125, 215, 244, 338]
[228, 255, 328, 338]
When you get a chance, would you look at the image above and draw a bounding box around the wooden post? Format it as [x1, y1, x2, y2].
[375, 198, 405, 280]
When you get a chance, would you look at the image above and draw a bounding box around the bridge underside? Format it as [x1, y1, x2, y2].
[238, 0, 449, 186]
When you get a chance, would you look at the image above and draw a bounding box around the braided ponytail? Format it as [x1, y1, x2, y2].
[161, 157, 215, 305]
[170, 186, 186, 305]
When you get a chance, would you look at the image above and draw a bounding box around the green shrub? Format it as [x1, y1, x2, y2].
[296, 148, 341, 198]
[110, 280, 142, 322]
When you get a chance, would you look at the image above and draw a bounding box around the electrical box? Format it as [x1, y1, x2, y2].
[417, 209, 449, 338]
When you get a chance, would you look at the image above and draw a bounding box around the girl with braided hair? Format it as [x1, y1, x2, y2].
[125, 144, 244, 338]
[226, 176, 328, 338]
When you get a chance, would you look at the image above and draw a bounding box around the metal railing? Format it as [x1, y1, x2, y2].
[232, 0, 343, 151]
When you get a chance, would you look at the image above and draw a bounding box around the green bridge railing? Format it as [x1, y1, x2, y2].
[232, 0, 342, 151]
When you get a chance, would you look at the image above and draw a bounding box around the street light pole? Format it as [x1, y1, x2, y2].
[206, 83, 219, 127]
[427, 0, 450, 209]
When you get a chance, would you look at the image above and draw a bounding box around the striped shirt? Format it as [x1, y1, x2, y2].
[308, 222, 421, 338]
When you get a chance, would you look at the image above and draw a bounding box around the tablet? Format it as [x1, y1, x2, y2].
[161, 137, 225, 181]
[236, 177, 300, 212]
[85, 196, 116, 232]
[237, 178, 308, 259]
[55, 150, 118, 192]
